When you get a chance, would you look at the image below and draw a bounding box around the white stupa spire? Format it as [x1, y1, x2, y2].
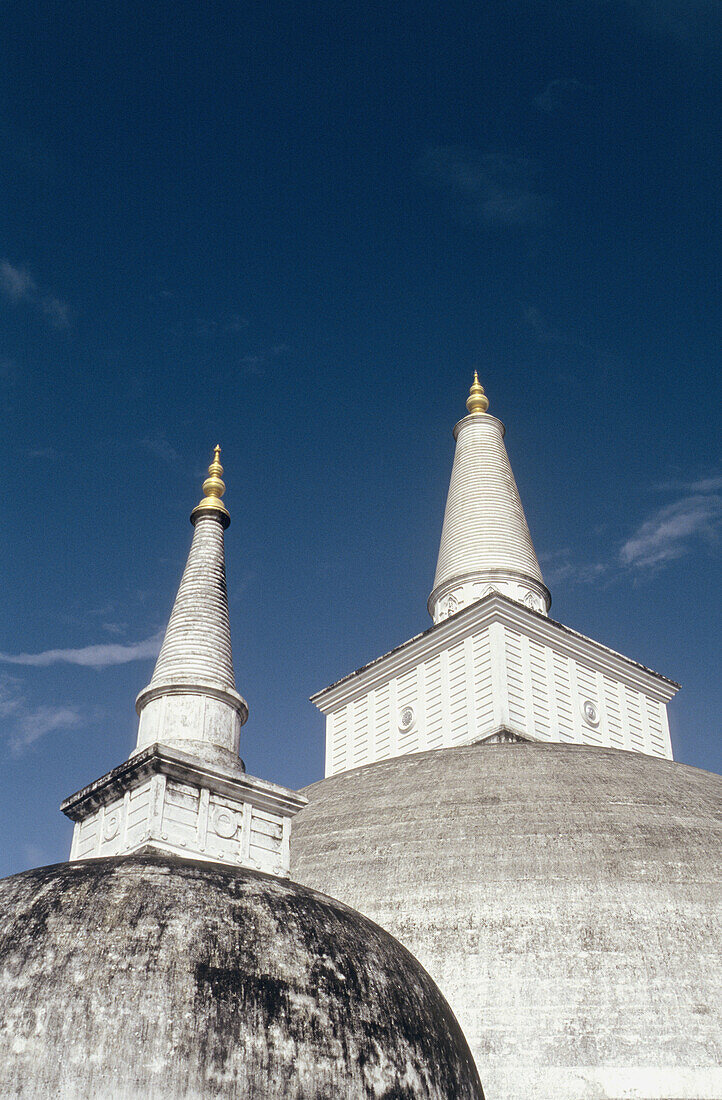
[428, 374, 550, 623]
[134, 446, 248, 767]
[62, 446, 307, 872]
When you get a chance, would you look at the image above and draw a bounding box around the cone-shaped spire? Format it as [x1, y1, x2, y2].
[428, 377, 550, 623]
[62, 447, 308, 872]
[134, 447, 247, 766]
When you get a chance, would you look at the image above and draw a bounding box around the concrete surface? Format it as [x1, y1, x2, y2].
[291, 741, 722, 1100]
[0, 851, 483, 1099]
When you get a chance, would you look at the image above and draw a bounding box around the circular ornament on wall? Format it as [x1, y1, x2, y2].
[581, 699, 600, 727]
[398, 705, 416, 733]
[212, 806, 238, 839]
[103, 812, 121, 841]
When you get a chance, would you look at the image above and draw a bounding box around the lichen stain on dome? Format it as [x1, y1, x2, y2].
[0, 852, 484, 1100]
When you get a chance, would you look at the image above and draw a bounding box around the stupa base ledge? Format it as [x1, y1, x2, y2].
[61, 742, 307, 876]
[482, 1062, 722, 1100]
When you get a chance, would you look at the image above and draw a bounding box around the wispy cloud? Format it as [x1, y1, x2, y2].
[195, 313, 249, 336]
[523, 305, 590, 348]
[138, 437, 182, 466]
[620, 482, 722, 569]
[656, 475, 722, 495]
[101, 622, 128, 636]
[41, 296, 70, 328]
[0, 673, 24, 721]
[0, 631, 163, 671]
[540, 549, 608, 587]
[0, 261, 36, 301]
[10, 705, 82, 754]
[541, 475, 722, 584]
[689, 475, 722, 493]
[27, 446, 59, 460]
[534, 78, 592, 114]
[0, 672, 83, 755]
[419, 147, 551, 228]
[0, 259, 71, 329]
[240, 342, 291, 376]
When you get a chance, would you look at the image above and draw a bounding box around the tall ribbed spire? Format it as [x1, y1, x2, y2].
[134, 447, 248, 766]
[62, 446, 307, 872]
[428, 376, 550, 623]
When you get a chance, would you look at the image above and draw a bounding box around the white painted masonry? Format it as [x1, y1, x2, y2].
[429, 409, 550, 623]
[135, 512, 248, 764]
[314, 381, 678, 776]
[315, 592, 677, 776]
[63, 448, 306, 874]
[64, 743, 305, 875]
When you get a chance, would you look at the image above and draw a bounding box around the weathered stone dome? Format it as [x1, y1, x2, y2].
[290, 742, 722, 1100]
[0, 852, 483, 1099]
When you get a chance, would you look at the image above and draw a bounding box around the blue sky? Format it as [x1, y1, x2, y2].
[1, 1, 720, 874]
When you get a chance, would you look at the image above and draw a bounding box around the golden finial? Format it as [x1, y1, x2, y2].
[466, 370, 489, 415]
[190, 444, 230, 528]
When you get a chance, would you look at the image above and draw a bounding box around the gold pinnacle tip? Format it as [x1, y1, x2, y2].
[190, 445, 230, 527]
[466, 372, 489, 415]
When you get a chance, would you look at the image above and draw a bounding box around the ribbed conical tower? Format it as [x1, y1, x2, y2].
[428, 375, 550, 623]
[134, 446, 248, 767]
[62, 446, 307, 873]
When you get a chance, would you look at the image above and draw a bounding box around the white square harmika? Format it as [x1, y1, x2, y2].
[312, 594, 678, 777]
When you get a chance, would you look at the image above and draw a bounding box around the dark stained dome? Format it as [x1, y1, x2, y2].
[0, 852, 483, 1100]
[290, 742, 722, 1100]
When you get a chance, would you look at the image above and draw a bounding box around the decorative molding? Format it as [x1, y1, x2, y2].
[313, 594, 679, 713]
[212, 805, 238, 839]
[318, 594, 677, 777]
[429, 570, 551, 624]
[103, 809, 121, 842]
[62, 742, 307, 876]
[135, 679, 248, 721]
[472, 729, 532, 745]
[398, 705, 416, 733]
